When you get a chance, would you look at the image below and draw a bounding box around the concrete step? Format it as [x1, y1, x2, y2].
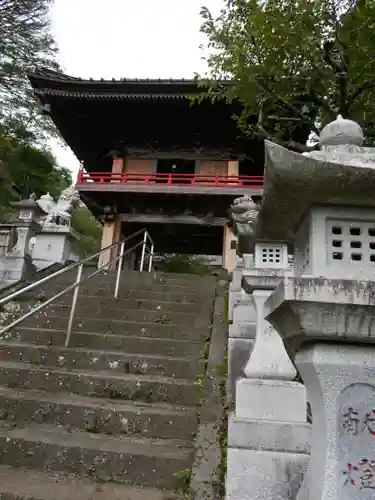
[0, 361, 201, 406]
[115, 270, 217, 285]
[25, 304, 210, 328]
[0, 465, 183, 500]
[0, 422, 193, 489]
[47, 295, 204, 314]
[0, 387, 198, 441]
[83, 278, 213, 292]
[66, 269, 215, 286]
[0, 343, 202, 380]
[69, 270, 216, 288]
[33, 286, 202, 304]
[36, 281, 210, 298]
[3, 328, 204, 357]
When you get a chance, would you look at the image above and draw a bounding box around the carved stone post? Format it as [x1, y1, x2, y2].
[226, 235, 310, 500]
[226, 197, 260, 402]
[261, 116, 375, 500]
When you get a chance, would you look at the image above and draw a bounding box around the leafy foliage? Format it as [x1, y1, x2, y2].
[0, 1, 103, 258]
[71, 206, 103, 258]
[154, 254, 216, 275]
[0, 0, 60, 140]
[0, 124, 72, 221]
[199, 0, 375, 149]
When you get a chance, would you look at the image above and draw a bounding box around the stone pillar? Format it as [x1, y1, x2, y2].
[228, 296, 256, 402]
[98, 211, 121, 269]
[226, 241, 310, 500]
[228, 254, 258, 402]
[111, 155, 123, 182]
[222, 224, 237, 272]
[229, 257, 245, 321]
[228, 160, 239, 176]
[258, 116, 375, 500]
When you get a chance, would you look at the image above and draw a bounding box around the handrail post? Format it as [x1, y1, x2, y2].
[148, 244, 154, 272]
[139, 231, 148, 272]
[114, 241, 125, 298]
[65, 263, 84, 348]
[148, 243, 154, 273]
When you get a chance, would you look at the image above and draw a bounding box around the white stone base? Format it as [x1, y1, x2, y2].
[32, 228, 79, 271]
[229, 290, 242, 321]
[236, 378, 307, 422]
[228, 322, 256, 339]
[228, 414, 311, 452]
[233, 299, 256, 324]
[226, 413, 311, 500]
[228, 337, 254, 402]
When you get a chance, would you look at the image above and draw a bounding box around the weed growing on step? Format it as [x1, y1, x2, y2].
[155, 314, 171, 324]
[84, 413, 101, 433]
[197, 376, 204, 397]
[224, 293, 230, 324]
[173, 468, 192, 494]
[101, 383, 130, 400]
[29, 349, 44, 365]
[217, 349, 229, 499]
[215, 351, 228, 377]
[199, 338, 210, 372]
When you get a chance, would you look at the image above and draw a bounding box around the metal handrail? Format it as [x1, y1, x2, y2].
[0, 228, 154, 347]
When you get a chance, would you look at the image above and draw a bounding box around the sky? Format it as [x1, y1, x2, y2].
[50, 0, 223, 178]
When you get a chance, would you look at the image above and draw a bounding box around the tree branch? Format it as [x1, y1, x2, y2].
[348, 82, 375, 106]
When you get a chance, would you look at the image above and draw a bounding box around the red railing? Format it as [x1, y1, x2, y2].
[76, 170, 264, 188]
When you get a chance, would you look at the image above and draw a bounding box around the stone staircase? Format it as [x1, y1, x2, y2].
[0, 270, 218, 499]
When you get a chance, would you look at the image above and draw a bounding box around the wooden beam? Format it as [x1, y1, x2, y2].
[119, 213, 225, 226]
[125, 148, 243, 160]
[77, 183, 262, 197]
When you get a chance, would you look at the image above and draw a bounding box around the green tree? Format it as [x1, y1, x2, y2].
[0, 0, 60, 140]
[199, 0, 375, 149]
[0, 125, 71, 199]
[0, 123, 72, 222]
[71, 206, 103, 258]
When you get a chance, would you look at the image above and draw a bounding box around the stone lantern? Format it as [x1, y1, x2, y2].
[260, 116, 375, 500]
[0, 194, 43, 284]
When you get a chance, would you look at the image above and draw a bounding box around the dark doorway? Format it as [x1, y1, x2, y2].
[156, 159, 196, 184]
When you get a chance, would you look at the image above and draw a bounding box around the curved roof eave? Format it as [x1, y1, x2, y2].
[28, 69, 233, 98]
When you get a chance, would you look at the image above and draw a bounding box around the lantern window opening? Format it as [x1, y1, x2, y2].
[327, 219, 375, 265]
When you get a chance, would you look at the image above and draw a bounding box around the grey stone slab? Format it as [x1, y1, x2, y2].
[226, 448, 308, 500]
[228, 414, 311, 454]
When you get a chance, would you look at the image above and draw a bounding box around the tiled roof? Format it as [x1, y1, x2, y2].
[28, 69, 232, 100]
[34, 89, 192, 100]
[29, 68, 202, 85]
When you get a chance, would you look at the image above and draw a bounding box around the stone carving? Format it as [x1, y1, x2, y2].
[319, 114, 364, 147]
[37, 193, 55, 215]
[228, 195, 260, 254]
[37, 187, 80, 227]
[338, 383, 375, 499]
[304, 115, 375, 169]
